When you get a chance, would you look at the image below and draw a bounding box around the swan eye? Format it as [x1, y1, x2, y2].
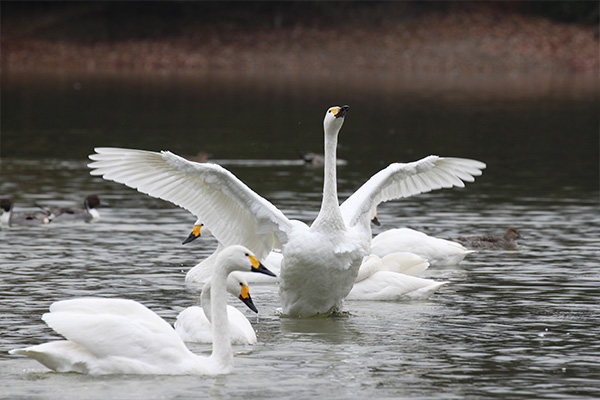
[244, 253, 249, 257]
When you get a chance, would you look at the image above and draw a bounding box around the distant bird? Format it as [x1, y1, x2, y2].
[299, 151, 325, 166]
[46, 195, 108, 222]
[456, 227, 523, 250]
[185, 151, 212, 163]
[0, 198, 53, 226]
[299, 151, 347, 167]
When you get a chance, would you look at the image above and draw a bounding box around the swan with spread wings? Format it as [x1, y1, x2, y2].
[88, 105, 485, 317]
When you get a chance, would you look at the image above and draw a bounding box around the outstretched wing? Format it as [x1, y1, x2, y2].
[340, 156, 485, 229]
[89, 148, 293, 258]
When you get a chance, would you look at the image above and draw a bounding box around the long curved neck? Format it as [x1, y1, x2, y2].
[208, 269, 233, 370]
[200, 282, 213, 322]
[313, 129, 344, 230]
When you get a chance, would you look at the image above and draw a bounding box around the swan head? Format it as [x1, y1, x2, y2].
[227, 272, 258, 313]
[217, 245, 277, 278]
[323, 105, 349, 136]
[182, 220, 212, 244]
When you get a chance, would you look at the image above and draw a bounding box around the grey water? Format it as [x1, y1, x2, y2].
[1, 71, 599, 399]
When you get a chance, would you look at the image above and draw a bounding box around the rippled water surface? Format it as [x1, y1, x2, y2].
[1, 72, 599, 399]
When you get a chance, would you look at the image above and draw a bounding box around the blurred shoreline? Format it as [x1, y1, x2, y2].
[3, 3, 598, 76]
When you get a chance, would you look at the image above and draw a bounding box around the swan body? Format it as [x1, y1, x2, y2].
[175, 271, 258, 345]
[347, 253, 448, 300]
[10, 245, 275, 375]
[175, 306, 256, 345]
[370, 228, 474, 266]
[88, 106, 485, 317]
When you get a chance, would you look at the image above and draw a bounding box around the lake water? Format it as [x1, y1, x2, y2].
[1, 71, 599, 399]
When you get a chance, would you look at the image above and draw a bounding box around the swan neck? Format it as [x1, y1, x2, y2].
[314, 127, 343, 228]
[208, 269, 233, 369]
[200, 282, 212, 322]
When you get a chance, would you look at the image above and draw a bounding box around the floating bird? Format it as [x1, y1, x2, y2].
[44, 195, 108, 222]
[0, 198, 54, 226]
[89, 105, 485, 317]
[456, 227, 523, 250]
[175, 271, 259, 345]
[10, 245, 276, 375]
[346, 253, 448, 300]
[370, 228, 475, 266]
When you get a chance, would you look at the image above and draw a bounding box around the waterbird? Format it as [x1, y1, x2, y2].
[45, 194, 108, 222]
[346, 253, 448, 300]
[175, 271, 259, 345]
[9, 245, 276, 375]
[183, 222, 447, 301]
[88, 105, 485, 317]
[370, 228, 475, 266]
[456, 227, 523, 250]
[0, 198, 54, 226]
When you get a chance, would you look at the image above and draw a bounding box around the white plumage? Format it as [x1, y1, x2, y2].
[370, 228, 475, 266]
[88, 106, 485, 317]
[347, 253, 447, 300]
[175, 272, 258, 345]
[10, 245, 274, 375]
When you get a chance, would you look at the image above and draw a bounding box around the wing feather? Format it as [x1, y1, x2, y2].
[340, 156, 485, 229]
[89, 148, 293, 258]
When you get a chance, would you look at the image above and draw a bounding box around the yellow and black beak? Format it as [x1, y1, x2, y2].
[332, 105, 350, 119]
[371, 213, 381, 226]
[238, 283, 258, 313]
[248, 255, 277, 277]
[182, 224, 202, 245]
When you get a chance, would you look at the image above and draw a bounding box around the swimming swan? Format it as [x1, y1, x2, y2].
[175, 271, 259, 344]
[347, 253, 448, 300]
[88, 105, 485, 317]
[370, 228, 475, 266]
[9, 245, 276, 375]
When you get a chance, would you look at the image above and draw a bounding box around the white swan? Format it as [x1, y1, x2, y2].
[370, 228, 475, 266]
[347, 253, 448, 300]
[184, 223, 446, 301]
[175, 271, 258, 345]
[88, 105, 485, 317]
[9, 245, 276, 375]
